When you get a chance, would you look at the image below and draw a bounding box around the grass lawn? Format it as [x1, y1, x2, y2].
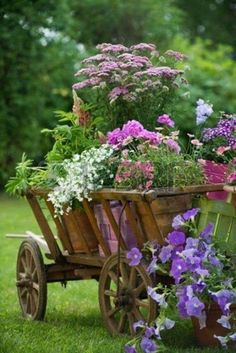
[0, 193, 233, 353]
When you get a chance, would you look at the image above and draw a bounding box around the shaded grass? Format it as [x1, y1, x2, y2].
[0, 194, 233, 352]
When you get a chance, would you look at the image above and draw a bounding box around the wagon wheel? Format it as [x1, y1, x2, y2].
[99, 253, 156, 336]
[16, 238, 47, 320]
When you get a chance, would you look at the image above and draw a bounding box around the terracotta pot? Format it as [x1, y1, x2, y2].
[200, 160, 228, 200]
[61, 208, 98, 253]
[192, 303, 236, 347]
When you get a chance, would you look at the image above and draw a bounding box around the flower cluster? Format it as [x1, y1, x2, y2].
[107, 120, 160, 149]
[125, 208, 236, 352]
[48, 145, 114, 214]
[196, 99, 213, 126]
[72, 42, 186, 130]
[115, 160, 154, 191]
[202, 115, 236, 147]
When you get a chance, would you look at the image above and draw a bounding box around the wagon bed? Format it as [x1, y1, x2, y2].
[15, 183, 225, 335]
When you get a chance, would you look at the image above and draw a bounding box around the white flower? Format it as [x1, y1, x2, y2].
[48, 144, 114, 214]
[196, 99, 213, 125]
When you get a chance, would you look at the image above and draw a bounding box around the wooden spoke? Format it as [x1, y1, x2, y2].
[133, 282, 146, 296]
[16, 239, 47, 321]
[108, 306, 122, 318]
[32, 282, 39, 292]
[19, 287, 27, 298]
[118, 312, 127, 333]
[104, 290, 116, 297]
[133, 307, 145, 321]
[135, 298, 149, 309]
[119, 262, 129, 285]
[99, 254, 156, 336]
[127, 312, 135, 336]
[129, 267, 137, 287]
[108, 270, 119, 286]
[20, 256, 27, 271]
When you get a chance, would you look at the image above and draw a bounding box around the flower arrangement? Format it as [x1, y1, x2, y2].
[125, 208, 236, 352]
[73, 43, 187, 130]
[188, 99, 236, 165]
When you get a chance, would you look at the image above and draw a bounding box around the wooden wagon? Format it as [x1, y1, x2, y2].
[15, 184, 225, 335]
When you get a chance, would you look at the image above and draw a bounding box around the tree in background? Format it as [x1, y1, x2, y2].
[175, 0, 236, 50]
[0, 0, 79, 186]
[70, 0, 182, 48]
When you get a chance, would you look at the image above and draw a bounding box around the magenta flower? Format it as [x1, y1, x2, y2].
[157, 114, 175, 128]
[126, 247, 142, 266]
[167, 231, 186, 246]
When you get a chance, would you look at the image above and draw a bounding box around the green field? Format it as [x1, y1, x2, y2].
[0, 194, 233, 353]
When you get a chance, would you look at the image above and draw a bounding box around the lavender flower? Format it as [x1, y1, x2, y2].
[126, 247, 142, 266]
[199, 223, 214, 242]
[182, 208, 200, 221]
[211, 289, 236, 314]
[167, 231, 186, 246]
[147, 256, 158, 273]
[159, 245, 173, 263]
[217, 315, 231, 329]
[133, 320, 145, 332]
[140, 337, 157, 353]
[147, 286, 168, 308]
[157, 114, 175, 128]
[186, 297, 205, 317]
[214, 335, 229, 348]
[196, 99, 213, 125]
[170, 258, 187, 283]
[172, 214, 185, 230]
[125, 345, 137, 353]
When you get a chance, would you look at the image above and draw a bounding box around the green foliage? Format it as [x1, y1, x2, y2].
[43, 110, 100, 163]
[5, 154, 33, 195]
[145, 146, 204, 188]
[70, 0, 182, 48]
[175, 0, 236, 49]
[171, 37, 236, 134]
[0, 0, 79, 187]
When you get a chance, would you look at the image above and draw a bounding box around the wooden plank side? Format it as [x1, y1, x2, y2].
[82, 199, 111, 257]
[122, 201, 146, 248]
[26, 194, 63, 263]
[45, 198, 74, 253]
[100, 200, 127, 250]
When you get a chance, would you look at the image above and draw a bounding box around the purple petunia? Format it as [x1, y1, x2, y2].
[172, 214, 184, 230]
[167, 231, 186, 246]
[157, 114, 175, 128]
[211, 289, 236, 315]
[159, 245, 173, 263]
[182, 208, 200, 221]
[140, 337, 157, 353]
[126, 248, 142, 266]
[186, 296, 205, 317]
[147, 286, 168, 308]
[170, 258, 187, 283]
[217, 315, 231, 329]
[125, 345, 137, 353]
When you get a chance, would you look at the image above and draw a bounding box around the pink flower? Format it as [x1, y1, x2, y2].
[227, 172, 236, 184]
[190, 139, 203, 147]
[157, 114, 175, 128]
[165, 139, 181, 154]
[216, 146, 231, 155]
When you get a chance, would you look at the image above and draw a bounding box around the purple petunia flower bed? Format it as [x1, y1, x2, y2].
[125, 208, 236, 352]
